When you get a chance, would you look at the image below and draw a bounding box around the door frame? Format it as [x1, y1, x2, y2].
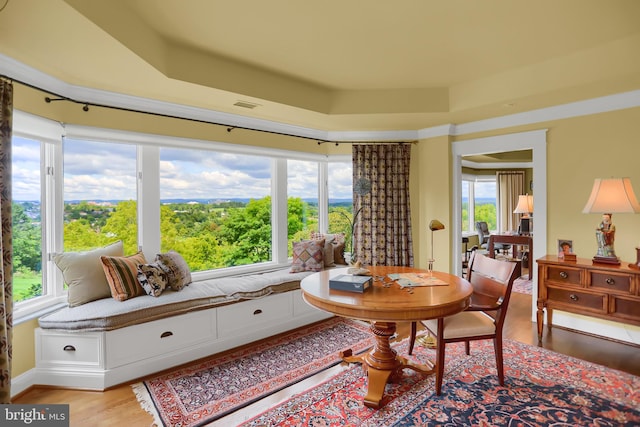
[452, 129, 547, 319]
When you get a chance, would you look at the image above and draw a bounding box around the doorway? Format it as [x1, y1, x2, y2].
[452, 129, 547, 320]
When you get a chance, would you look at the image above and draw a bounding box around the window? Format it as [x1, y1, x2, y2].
[12, 136, 43, 303]
[462, 175, 497, 232]
[159, 147, 272, 270]
[12, 111, 345, 318]
[327, 161, 353, 248]
[63, 139, 138, 254]
[287, 160, 319, 250]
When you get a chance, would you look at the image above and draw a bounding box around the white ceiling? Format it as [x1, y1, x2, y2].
[1, 0, 640, 131]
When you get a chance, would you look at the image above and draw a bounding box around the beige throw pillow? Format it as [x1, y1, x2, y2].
[53, 241, 124, 307]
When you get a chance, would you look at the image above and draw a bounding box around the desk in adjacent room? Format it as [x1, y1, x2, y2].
[488, 234, 533, 279]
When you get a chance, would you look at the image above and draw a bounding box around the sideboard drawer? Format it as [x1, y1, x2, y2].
[547, 286, 606, 313]
[589, 271, 632, 294]
[610, 295, 640, 322]
[546, 265, 582, 285]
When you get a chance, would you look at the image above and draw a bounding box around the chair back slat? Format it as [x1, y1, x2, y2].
[467, 252, 520, 324]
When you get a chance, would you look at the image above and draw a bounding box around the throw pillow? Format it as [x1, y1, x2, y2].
[311, 232, 347, 265]
[137, 262, 169, 297]
[53, 240, 124, 307]
[309, 234, 335, 267]
[101, 251, 147, 301]
[156, 250, 192, 291]
[290, 239, 325, 273]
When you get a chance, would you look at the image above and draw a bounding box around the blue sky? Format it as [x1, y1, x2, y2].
[12, 137, 354, 201]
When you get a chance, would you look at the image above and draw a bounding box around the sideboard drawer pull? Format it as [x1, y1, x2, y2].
[160, 331, 173, 338]
[253, 309, 263, 315]
[559, 271, 568, 279]
[606, 278, 615, 285]
[569, 294, 578, 302]
[63, 345, 76, 352]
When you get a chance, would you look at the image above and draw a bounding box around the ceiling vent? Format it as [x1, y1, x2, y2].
[233, 100, 260, 109]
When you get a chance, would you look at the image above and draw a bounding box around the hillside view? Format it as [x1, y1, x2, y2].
[13, 198, 354, 303]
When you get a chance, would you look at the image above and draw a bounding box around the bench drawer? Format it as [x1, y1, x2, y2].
[37, 330, 103, 368]
[106, 310, 215, 368]
[217, 292, 292, 338]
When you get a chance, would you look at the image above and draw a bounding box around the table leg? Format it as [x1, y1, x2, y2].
[340, 321, 435, 408]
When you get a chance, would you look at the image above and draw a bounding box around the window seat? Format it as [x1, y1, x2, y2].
[34, 267, 337, 390]
[38, 268, 312, 332]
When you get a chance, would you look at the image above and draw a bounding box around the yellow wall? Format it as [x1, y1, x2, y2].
[11, 84, 640, 382]
[545, 107, 640, 262]
[13, 319, 37, 377]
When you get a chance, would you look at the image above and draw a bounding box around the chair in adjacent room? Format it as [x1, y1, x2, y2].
[408, 252, 520, 395]
[476, 221, 509, 256]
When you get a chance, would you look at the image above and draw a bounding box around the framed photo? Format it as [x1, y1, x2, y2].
[558, 239, 573, 258]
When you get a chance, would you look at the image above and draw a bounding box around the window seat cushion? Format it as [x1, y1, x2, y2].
[38, 268, 315, 332]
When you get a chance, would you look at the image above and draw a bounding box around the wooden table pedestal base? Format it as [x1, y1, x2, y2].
[340, 321, 435, 408]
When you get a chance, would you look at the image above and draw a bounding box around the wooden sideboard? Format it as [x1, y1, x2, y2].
[536, 255, 640, 342]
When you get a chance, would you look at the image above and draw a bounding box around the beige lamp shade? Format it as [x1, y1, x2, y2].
[582, 178, 640, 214]
[513, 194, 534, 215]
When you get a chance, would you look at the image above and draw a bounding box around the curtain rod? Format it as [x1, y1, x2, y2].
[2, 73, 412, 146]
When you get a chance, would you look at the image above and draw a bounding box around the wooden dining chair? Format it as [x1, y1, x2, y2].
[408, 252, 520, 395]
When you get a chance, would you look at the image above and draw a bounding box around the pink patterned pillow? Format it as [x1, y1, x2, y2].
[290, 239, 325, 273]
[311, 232, 346, 265]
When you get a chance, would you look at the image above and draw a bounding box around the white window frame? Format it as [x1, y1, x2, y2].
[13, 111, 347, 319]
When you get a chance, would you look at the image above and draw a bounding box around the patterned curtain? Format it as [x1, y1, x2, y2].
[0, 79, 13, 403]
[352, 144, 413, 267]
[496, 171, 525, 232]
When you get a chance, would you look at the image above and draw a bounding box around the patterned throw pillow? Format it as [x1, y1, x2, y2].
[156, 250, 192, 291]
[137, 262, 169, 297]
[311, 232, 347, 265]
[100, 251, 147, 301]
[290, 239, 325, 273]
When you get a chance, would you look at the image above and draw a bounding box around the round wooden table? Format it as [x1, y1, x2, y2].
[301, 266, 473, 408]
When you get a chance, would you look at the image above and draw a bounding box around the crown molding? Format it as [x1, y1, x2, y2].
[2, 53, 639, 142]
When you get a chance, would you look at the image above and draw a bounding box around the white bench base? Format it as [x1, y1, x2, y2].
[35, 289, 332, 390]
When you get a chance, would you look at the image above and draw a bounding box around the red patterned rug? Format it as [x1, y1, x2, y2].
[132, 317, 372, 426]
[242, 338, 640, 426]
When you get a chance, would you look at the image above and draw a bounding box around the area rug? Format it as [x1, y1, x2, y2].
[242, 338, 640, 426]
[512, 276, 532, 294]
[132, 317, 372, 427]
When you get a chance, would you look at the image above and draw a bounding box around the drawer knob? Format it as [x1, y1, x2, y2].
[253, 309, 263, 315]
[569, 294, 579, 302]
[559, 271, 568, 279]
[606, 278, 615, 285]
[63, 345, 76, 352]
[160, 331, 173, 338]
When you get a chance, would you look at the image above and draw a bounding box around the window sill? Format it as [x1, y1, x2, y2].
[14, 295, 68, 325]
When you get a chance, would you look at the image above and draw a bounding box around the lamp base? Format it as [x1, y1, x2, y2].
[629, 247, 640, 270]
[593, 255, 620, 265]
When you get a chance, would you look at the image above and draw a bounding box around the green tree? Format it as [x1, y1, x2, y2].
[64, 219, 109, 251]
[102, 200, 138, 254]
[12, 203, 42, 273]
[475, 203, 497, 230]
[218, 197, 272, 265]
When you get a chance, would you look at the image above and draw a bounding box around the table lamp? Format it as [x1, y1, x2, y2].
[582, 178, 640, 265]
[513, 194, 533, 234]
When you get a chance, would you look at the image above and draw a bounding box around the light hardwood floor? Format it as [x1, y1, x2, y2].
[14, 291, 640, 426]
